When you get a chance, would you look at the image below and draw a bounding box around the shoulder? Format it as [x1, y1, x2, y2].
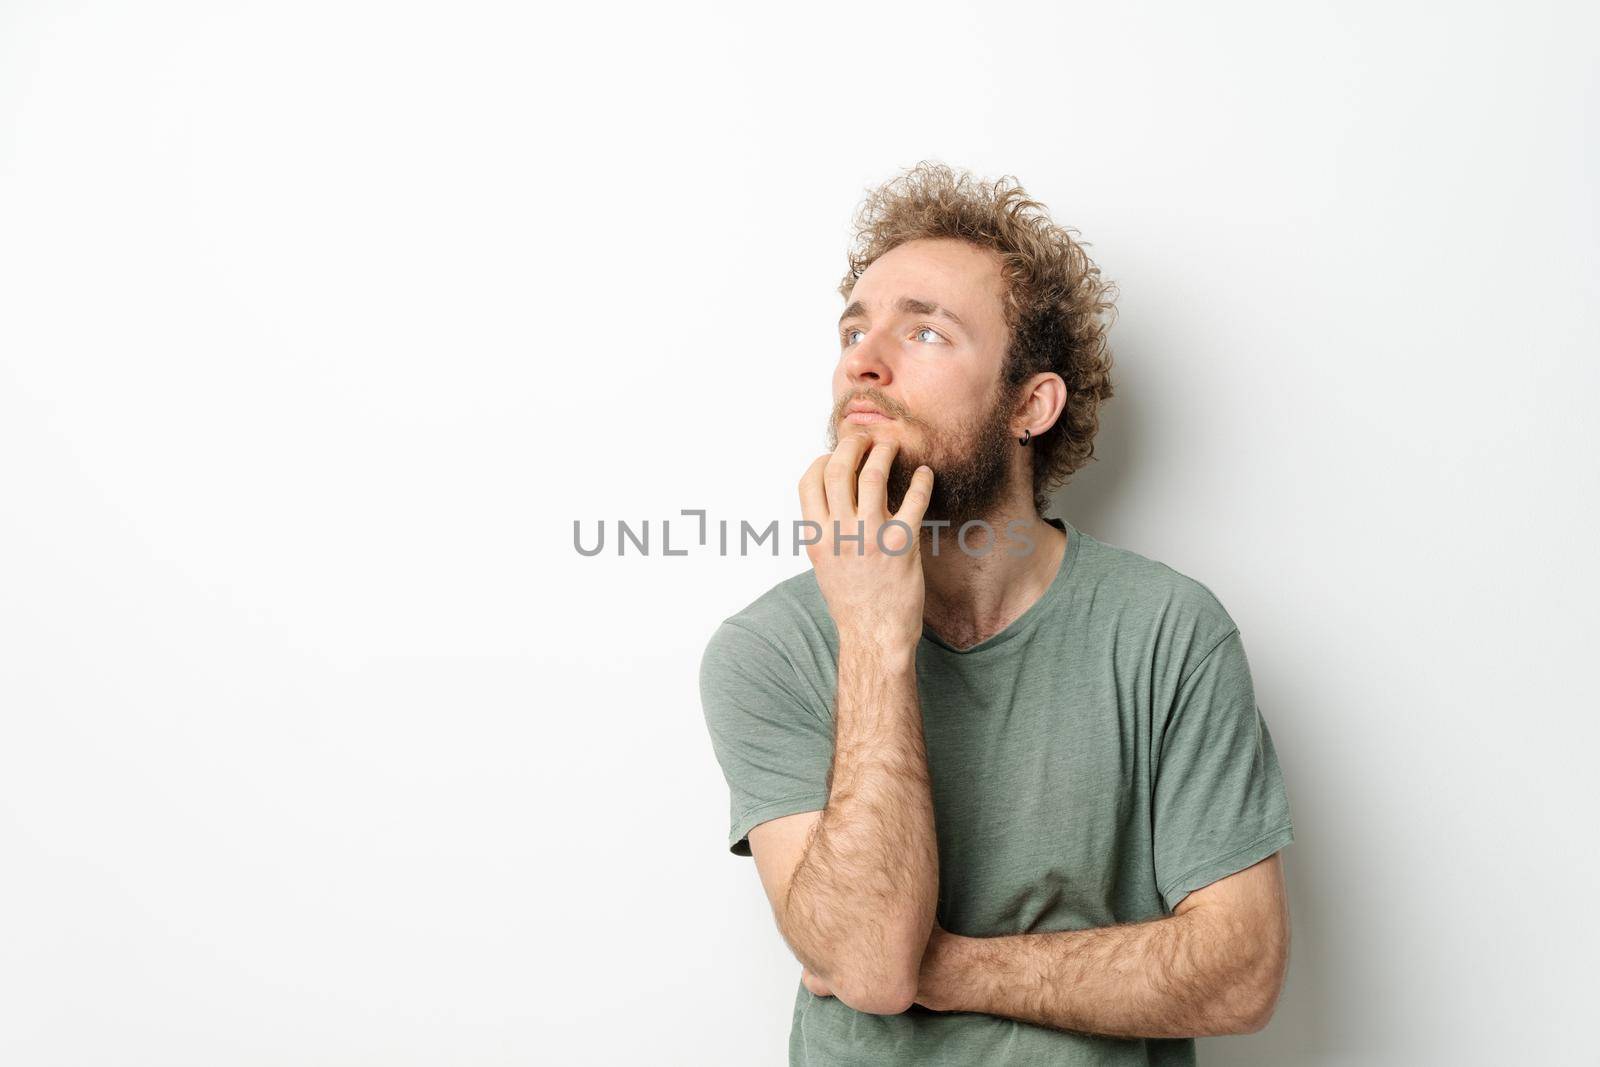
[699, 568, 832, 679]
[720, 568, 827, 639]
[699, 569, 837, 729]
[1069, 526, 1240, 655]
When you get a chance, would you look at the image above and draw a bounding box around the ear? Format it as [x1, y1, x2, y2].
[1012, 372, 1068, 439]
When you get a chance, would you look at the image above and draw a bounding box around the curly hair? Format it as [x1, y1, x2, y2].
[837, 161, 1118, 516]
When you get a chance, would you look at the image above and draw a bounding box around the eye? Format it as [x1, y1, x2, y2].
[840, 325, 948, 347]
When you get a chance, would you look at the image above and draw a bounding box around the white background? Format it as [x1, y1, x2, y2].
[2, 1, 1596, 1064]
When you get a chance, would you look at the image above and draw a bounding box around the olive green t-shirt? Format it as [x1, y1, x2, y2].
[699, 517, 1294, 1066]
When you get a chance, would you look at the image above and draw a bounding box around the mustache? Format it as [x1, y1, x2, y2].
[831, 388, 917, 425]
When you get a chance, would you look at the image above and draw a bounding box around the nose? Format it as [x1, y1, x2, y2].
[841, 331, 894, 388]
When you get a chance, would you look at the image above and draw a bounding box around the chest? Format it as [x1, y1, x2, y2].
[914, 647, 1158, 931]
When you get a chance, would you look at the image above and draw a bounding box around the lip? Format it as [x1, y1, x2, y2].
[843, 400, 895, 424]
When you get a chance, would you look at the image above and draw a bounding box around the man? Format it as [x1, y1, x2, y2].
[699, 161, 1294, 1066]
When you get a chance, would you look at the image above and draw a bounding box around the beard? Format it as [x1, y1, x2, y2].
[826, 378, 1023, 530]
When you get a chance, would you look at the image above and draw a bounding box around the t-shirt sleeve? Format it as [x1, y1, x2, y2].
[699, 618, 834, 857]
[1152, 627, 1294, 912]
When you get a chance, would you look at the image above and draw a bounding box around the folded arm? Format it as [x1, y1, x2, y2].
[911, 853, 1290, 1038]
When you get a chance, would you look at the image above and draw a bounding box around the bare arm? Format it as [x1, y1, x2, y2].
[769, 430, 939, 1016]
[911, 853, 1291, 1038]
[777, 635, 938, 1015]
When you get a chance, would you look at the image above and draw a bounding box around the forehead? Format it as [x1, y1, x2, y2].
[848, 238, 1006, 331]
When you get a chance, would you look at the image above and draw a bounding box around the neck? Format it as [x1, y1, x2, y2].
[918, 483, 1068, 652]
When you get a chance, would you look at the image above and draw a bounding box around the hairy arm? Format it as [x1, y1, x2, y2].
[912, 854, 1290, 1038]
[777, 636, 939, 1015]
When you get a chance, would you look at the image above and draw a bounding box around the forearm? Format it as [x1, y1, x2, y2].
[916, 909, 1274, 1038]
[780, 636, 938, 1014]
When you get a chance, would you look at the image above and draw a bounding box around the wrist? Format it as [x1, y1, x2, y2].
[836, 627, 919, 671]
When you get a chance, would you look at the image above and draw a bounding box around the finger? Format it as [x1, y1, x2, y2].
[856, 433, 898, 517]
[798, 453, 831, 526]
[823, 431, 872, 516]
[892, 464, 936, 529]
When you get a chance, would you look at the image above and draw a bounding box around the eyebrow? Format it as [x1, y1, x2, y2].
[838, 296, 967, 330]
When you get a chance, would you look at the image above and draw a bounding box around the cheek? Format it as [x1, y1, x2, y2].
[942, 371, 1000, 424]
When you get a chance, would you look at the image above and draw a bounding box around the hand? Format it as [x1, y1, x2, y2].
[801, 965, 834, 998]
[798, 429, 935, 655]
